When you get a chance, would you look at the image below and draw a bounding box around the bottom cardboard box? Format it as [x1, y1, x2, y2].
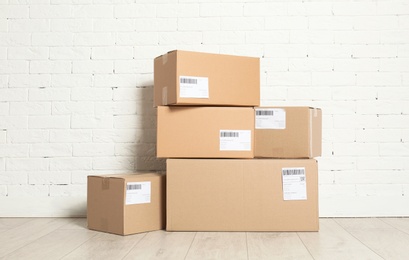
[167, 159, 318, 232]
[87, 172, 165, 235]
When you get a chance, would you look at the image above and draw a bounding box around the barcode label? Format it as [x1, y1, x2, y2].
[282, 167, 307, 201]
[127, 184, 142, 190]
[125, 181, 151, 205]
[220, 131, 239, 138]
[255, 108, 286, 129]
[220, 130, 251, 151]
[179, 76, 209, 99]
[180, 78, 198, 84]
[282, 168, 305, 176]
[256, 110, 274, 116]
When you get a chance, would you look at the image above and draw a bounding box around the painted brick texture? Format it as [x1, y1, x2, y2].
[0, 1, 408, 217]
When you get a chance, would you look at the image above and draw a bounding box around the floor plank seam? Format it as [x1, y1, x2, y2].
[378, 218, 409, 236]
[121, 231, 149, 260]
[1, 218, 35, 232]
[184, 232, 197, 260]
[58, 230, 98, 259]
[296, 231, 316, 260]
[1, 218, 72, 259]
[245, 232, 249, 260]
[332, 218, 386, 260]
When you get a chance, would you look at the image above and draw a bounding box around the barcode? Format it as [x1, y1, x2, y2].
[127, 184, 142, 190]
[256, 110, 274, 116]
[180, 78, 197, 84]
[282, 168, 305, 176]
[220, 131, 239, 138]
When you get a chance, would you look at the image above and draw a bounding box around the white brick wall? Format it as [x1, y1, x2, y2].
[0, 1, 408, 217]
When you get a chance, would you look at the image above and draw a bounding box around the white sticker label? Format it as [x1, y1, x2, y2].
[220, 130, 251, 151]
[282, 168, 307, 201]
[255, 108, 286, 129]
[125, 181, 151, 205]
[179, 76, 209, 98]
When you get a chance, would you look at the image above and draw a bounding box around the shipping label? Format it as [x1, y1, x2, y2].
[255, 108, 286, 129]
[282, 167, 307, 200]
[220, 130, 251, 151]
[125, 181, 151, 205]
[179, 76, 209, 98]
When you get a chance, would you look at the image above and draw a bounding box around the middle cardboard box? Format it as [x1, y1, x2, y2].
[157, 106, 254, 158]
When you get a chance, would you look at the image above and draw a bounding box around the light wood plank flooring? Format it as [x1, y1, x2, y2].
[0, 218, 409, 259]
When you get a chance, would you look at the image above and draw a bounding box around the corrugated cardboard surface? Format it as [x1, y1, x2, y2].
[154, 50, 260, 107]
[254, 107, 322, 158]
[157, 106, 255, 158]
[167, 159, 319, 232]
[87, 172, 165, 235]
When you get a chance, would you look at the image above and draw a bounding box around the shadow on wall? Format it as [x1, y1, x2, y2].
[136, 84, 166, 172]
[71, 82, 164, 217]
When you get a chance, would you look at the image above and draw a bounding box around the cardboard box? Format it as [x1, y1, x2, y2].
[157, 106, 254, 158]
[87, 172, 165, 235]
[254, 107, 322, 158]
[167, 159, 318, 232]
[154, 50, 260, 107]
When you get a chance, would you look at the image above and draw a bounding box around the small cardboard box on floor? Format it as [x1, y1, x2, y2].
[167, 159, 318, 232]
[255, 107, 322, 158]
[154, 50, 260, 107]
[87, 172, 165, 235]
[157, 106, 254, 158]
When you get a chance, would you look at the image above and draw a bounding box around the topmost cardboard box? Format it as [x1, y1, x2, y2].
[154, 50, 260, 107]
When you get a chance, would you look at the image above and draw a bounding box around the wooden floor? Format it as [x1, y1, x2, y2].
[1, 218, 409, 259]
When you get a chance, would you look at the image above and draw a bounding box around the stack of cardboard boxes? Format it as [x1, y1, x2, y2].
[156, 50, 322, 232]
[87, 50, 322, 235]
